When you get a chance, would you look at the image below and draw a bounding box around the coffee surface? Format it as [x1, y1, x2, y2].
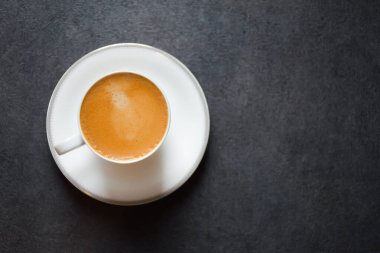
[80, 73, 169, 161]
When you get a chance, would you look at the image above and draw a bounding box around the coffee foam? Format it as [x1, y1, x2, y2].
[107, 82, 129, 109]
[80, 73, 168, 161]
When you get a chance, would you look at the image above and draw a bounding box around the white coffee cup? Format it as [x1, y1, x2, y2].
[54, 72, 171, 164]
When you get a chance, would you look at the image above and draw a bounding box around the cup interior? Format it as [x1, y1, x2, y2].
[78, 72, 170, 164]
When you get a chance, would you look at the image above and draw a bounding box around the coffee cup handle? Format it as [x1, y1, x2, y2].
[55, 134, 85, 155]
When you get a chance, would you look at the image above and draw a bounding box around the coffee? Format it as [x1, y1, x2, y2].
[80, 73, 169, 161]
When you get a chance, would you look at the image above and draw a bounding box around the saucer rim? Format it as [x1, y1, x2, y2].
[46, 43, 210, 206]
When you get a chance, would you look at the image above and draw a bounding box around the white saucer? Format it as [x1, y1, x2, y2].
[46, 43, 210, 205]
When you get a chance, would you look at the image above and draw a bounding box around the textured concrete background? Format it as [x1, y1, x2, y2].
[1, 0, 380, 252]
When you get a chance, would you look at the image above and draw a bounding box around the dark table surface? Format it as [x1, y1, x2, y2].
[1, 0, 380, 252]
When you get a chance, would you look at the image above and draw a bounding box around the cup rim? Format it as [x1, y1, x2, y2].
[77, 71, 171, 164]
